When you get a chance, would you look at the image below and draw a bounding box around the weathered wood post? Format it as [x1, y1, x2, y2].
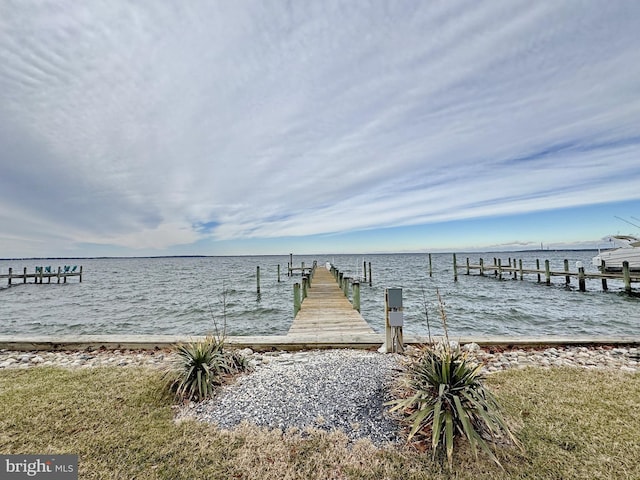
[38, 266, 43, 284]
[544, 260, 551, 285]
[256, 266, 261, 294]
[498, 258, 503, 280]
[623, 261, 631, 293]
[23, 267, 27, 284]
[368, 262, 372, 286]
[363, 260, 367, 282]
[428, 253, 433, 278]
[339, 272, 344, 289]
[302, 275, 308, 299]
[578, 265, 586, 292]
[293, 283, 301, 316]
[277, 264, 281, 282]
[342, 277, 349, 296]
[493, 257, 498, 276]
[536, 259, 541, 283]
[79, 265, 83, 283]
[479, 258, 484, 276]
[519, 259, 523, 280]
[453, 253, 458, 282]
[465, 257, 470, 275]
[353, 281, 360, 312]
[601, 261, 608, 291]
[8, 267, 12, 286]
[564, 259, 570, 286]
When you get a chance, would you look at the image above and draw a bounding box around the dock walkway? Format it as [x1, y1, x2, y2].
[287, 266, 374, 337]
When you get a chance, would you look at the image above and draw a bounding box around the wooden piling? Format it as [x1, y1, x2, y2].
[256, 266, 261, 294]
[342, 277, 349, 296]
[277, 264, 281, 282]
[466, 257, 470, 275]
[545, 260, 551, 285]
[578, 267, 586, 292]
[564, 259, 570, 286]
[601, 261, 608, 291]
[302, 276, 308, 299]
[428, 253, 433, 278]
[453, 253, 458, 282]
[519, 259, 524, 280]
[363, 260, 367, 282]
[623, 261, 631, 293]
[479, 258, 484, 276]
[8, 267, 12, 286]
[368, 262, 372, 287]
[498, 258, 502, 280]
[293, 283, 301, 316]
[353, 281, 360, 312]
[536, 259, 541, 283]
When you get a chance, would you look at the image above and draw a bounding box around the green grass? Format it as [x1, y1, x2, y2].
[0, 366, 638, 479]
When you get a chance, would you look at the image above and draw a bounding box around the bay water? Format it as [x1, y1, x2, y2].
[0, 251, 637, 338]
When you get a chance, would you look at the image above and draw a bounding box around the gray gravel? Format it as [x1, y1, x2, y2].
[178, 349, 404, 446]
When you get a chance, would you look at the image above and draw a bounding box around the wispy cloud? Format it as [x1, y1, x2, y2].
[1, 1, 639, 256]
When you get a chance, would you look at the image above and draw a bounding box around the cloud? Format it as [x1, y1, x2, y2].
[0, 1, 639, 256]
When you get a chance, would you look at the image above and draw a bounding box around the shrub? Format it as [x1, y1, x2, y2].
[387, 290, 520, 468]
[166, 336, 249, 402]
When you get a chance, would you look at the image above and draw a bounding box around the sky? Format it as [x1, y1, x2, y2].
[1, 1, 639, 258]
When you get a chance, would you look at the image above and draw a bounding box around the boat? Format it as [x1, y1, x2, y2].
[592, 235, 640, 272]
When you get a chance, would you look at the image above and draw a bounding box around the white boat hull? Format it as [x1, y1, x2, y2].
[592, 248, 640, 272]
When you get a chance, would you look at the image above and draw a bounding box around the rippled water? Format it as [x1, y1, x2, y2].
[0, 252, 638, 337]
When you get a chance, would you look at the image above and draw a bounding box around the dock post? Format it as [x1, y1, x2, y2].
[57, 266, 61, 284]
[342, 277, 349, 296]
[256, 266, 261, 294]
[498, 258, 502, 280]
[465, 257, 470, 275]
[363, 260, 367, 282]
[293, 283, 301, 316]
[38, 266, 43, 284]
[301, 261, 305, 274]
[493, 258, 498, 276]
[302, 276, 308, 299]
[277, 264, 281, 282]
[544, 260, 551, 285]
[453, 253, 458, 282]
[578, 266, 586, 292]
[519, 259, 523, 280]
[353, 281, 360, 312]
[479, 258, 484, 276]
[79, 265, 83, 283]
[339, 272, 344, 289]
[623, 261, 631, 293]
[428, 253, 432, 278]
[368, 262, 372, 286]
[8, 267, 12, 286]
[536, 259, 541, 283]
[601, 261, 608, 291]
[23, 267, 27, 284]
[564, 259, 570, 286]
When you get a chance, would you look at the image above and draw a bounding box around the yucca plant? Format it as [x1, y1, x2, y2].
[387, 290, 520, 468]
[166, 335, 248, 402]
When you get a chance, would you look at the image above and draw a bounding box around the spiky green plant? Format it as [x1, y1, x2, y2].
[166, 336, 248, 402]
[387, 290, 520, 468]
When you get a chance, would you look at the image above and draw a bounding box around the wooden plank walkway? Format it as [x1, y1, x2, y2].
[287, 266, 375, 336]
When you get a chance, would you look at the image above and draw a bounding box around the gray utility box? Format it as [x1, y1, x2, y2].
[387, 288, 403, 327]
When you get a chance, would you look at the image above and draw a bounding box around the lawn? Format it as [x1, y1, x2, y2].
[0, 366, 638, 479]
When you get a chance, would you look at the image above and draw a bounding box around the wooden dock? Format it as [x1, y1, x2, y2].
[288, 266, 374, 337]
[453, 254, 639, 292]
[0, 265, 83, 286]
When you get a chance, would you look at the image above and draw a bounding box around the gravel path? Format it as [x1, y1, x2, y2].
[177, 349, 404, 446]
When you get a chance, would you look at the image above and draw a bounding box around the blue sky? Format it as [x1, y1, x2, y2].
[1, 1, 639, 258]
